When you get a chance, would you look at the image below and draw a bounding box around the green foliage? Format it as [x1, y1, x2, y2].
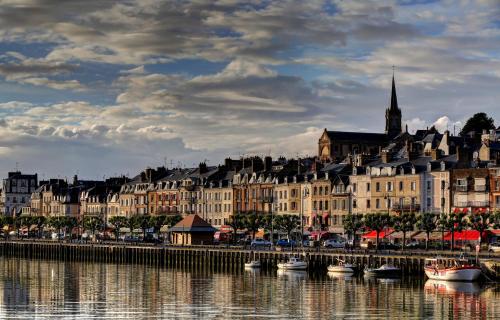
[243, 213, 265, 239]
[109, 216, 128, 240]
[274, 214, 300, 240]
[468, 211, 495, 245]
[228, 214, 245, 244]
[165, 215, 182, 227]
[129, 215, 153, 237]
[416, 212, 437, 250]
[392, 212, 416, 250]
[460, 112, 495, 137]
[363, 213, 393, 250]
[83, 216, 103, 234]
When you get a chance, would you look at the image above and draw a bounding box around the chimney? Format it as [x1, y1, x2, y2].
[73, 175, 78, 185]
[381, 150, 390, 163]
[224, 158, 233, 170]
[264, 156, 272, 172]
[199, 162, 208, 174]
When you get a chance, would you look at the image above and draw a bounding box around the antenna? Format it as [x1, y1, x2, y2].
[15, 162, 19, 172]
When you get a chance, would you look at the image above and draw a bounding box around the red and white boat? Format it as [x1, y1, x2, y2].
[424, 257, 482, 281]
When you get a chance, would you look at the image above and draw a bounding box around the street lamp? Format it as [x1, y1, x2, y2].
[301, 187, 309, 247]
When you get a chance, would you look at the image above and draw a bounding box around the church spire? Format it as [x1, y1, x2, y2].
[385, 68, 402, 139]
[390, 71, 398, 111]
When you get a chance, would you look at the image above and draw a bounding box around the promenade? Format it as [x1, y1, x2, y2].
[1, 240, 498, 278]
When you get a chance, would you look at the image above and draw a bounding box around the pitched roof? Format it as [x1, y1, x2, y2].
[168, 214, 216, 233]
[326, 131, 387, 142]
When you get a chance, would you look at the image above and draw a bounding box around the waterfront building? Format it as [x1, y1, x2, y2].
[273, 176, 301, 217]
[1, 171, 38, 216]
[168, 214, 216, 245]
[489, 167, 500, 211]
[451, 168, 490, 214]
[204, 178, 233, 228]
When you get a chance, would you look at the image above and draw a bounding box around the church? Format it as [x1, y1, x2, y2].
[318, 75, 403, 162]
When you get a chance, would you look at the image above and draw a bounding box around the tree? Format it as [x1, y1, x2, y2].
[243, 212, 264, 240]
[32, 216, 46, 238]
[439, 212, 467, 251]
[165, 215, 182, 228]
[228, 214, 245, 244]
[342, 213, 363, 248]
[363, 213, 392, 251]
[0, 216, 13, 239]
[416, 212, 437, 250]
[109, 216, 128, 241]
[468, 210, 494, 247]
[65, 217, 79, 238]
[130, 215, 152, 238]
[274, 215, 300, 242]
[392, 212, 417, 251]
[150, 215, 167, 235]
[47, 216, 66, 237]
[460, 112, 495, 139]
[83, 216, 103, 237]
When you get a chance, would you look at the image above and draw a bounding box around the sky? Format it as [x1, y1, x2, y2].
[0, 0, 499, 179]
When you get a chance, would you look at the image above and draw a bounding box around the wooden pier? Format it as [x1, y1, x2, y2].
[1, 241, 496, 275]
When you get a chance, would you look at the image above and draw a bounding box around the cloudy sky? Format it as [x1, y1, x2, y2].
[0, 0, 499, 179]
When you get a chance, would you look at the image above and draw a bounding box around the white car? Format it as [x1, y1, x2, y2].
[250, 238, 272, 248]
[488, 242, 500, 253]
[323, 239, 345, 249]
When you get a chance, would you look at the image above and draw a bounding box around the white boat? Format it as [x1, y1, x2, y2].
[244, 260, 261, 268]
[327, 259, 355, 273]
[364, 264, 401, 277]
[424, 279, 481, 294]
[277, 256, 308, 270]
[424, 258, 482, 281]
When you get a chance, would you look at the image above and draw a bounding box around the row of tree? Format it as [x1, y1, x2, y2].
[0, 214, 183, 241]
[343, 211, 500, 250]
[228, 213, 301, 243]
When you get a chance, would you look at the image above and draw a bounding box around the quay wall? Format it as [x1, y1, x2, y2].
[1, 241, 495, 275]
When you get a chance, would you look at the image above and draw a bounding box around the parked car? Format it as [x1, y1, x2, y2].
[377, 242, 400, 250]
[323, 239, 345, 249]
[143, 234, 162, 244]
[488, 242, 500, 253]
[238, 237, 252, 245]
[276, 239, 296, 247]
[250, 238, 271, 248]
[123, 235, 140, 243]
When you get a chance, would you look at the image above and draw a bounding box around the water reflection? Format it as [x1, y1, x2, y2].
[0, 258, 497, 319]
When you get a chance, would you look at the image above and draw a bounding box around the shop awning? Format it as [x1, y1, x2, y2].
[443, 230, 481, 241]
[411, 231, 443, 241]
[362, 228, 394, 239]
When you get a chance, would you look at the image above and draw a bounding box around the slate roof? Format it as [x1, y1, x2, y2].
[325, 131, 387, 143]
[168, 214, 216, 233]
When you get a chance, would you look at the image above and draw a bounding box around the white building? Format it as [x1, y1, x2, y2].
[1, 171, 38, 216]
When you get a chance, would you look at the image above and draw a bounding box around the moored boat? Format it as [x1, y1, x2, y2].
[244, 260, 261, 268]
[327, 259, 355, 273]
[364, 264, 401, 277]
[277, 256, 308, 270]
[424, 258, 481, 281]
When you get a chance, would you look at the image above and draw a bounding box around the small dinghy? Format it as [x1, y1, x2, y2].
[327, 259, 355, 273]
[364, 264, 401, 277]
[277, 256, 308, 270]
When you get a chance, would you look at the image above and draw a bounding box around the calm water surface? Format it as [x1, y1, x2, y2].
[0, 258, 497, 319]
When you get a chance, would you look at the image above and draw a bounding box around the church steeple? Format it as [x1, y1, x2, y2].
[385, 70, 402, 139]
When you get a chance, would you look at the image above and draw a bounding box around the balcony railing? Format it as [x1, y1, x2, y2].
[392, 203, 421, 211]
[474, 185, 486, 192]
[455, 201, 490, 207]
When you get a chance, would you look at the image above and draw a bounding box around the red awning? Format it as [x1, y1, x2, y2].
[443, 230, 481, 241]
[362, 228, 394, 239]
[310, 231, 330, 240]
[219, 225, 232, 233]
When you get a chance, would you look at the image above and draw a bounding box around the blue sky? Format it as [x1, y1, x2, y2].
[0, 0, 499, 179]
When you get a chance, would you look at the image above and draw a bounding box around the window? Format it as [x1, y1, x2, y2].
[319, 201, 323, 210]
[366, 183, 371, 192]
[411, 181, 416, 191]
[399, 181, 403, 191]
[376, 199, 380, 209]
[284, 191, 287, 199]
[376, 182, 380, 192]
[441, 180, 446, 190]
[324, 186, 329, 194]
[313, 201, 317, 210]
[387, 182, 393, 192]
[366, 199, 370, 208]
[353, 183, 357, 193]
[333, 200, 337, 210]
[325, 201, 328, 210]
[427, 181, 431, 191]
[313, 187, 317, 195]
[427, 198, 431, 208]
[284, 203, 287, 211]
[353, 200, 357, 209]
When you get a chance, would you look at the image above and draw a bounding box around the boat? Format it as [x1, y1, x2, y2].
[424, 279, 481, 294]
[244, 260, 261, 268]
[277, 256, 308, 270]
[424, 257, 482, 281]
[364, 264, 401, 277]
[327, 259, 355, 273]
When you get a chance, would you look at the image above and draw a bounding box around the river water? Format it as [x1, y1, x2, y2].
[0, 258, 497, 319]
